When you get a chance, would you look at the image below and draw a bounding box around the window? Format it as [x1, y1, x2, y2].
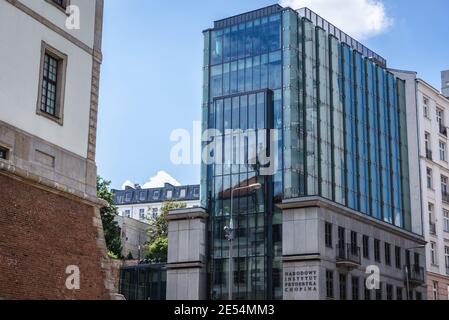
[48, 0, 69, 10]
[386, 284, 393, 300]
[427, 168, 433, 189]
[139, 209, 145, 220]
[431, 241, 438, 265]
[117, 195, 124, 203]
[338, 226, 345, 248]
[396, 287, 403, 300]
[325, 270, 334, 298]
[445, 246, 449, 272]
[350, 231, 358, 255]
[152, 208, 158, 219]
[437, 108, 446, 136]
[339, 274, 347, 300]
[166, 190, 173, 200]
[376, 282, 382, 300]
[124, 210, 131, 218]
[180, 189, 186, 198]
[37, 42, 67, 124]
[125, 193, 132, 202]
[364, 286, 371, 300]
[374, 239, 381, 262]
[351, 276, 359, 300]
[444, 210, 449, 232]
[440, 141, 446, 161]
[432, 281, 439, 300]
[395, 246, 401, 269]
[441, 176, 448, 195]
[429, 203, 435, 234]
[425, 132, 431, 159]
[153, 190, 160, 200]
[139, 191, 147, 201]
[423, 97, 429, 118]
[362, 235, 369, 259]
[416, 292, 422, 300]
[0, 146, 8, 160]
[193, 187, 200, 197]
[325, 222, 333, 248]
[384, 243, 391, 266]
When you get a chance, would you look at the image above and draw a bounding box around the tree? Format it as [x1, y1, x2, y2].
[145, 201, 186, 262]
[97, 176, 122, 258]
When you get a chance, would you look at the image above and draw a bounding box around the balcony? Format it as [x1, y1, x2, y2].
[442, 192, 449, 204]
[440, 125, 448, 137]
[404, 264, 425, 286]
[429, 222, 437, 235]
[336, 244, 361, 268]
[426, 149, 433, 160]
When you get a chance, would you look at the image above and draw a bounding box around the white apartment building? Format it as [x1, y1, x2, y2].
[418, 76, 449, 300]
[112, 183, 200, 223]
[393, 69, 449, 300]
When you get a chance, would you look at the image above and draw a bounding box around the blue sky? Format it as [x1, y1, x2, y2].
[96, 0, 449, 189]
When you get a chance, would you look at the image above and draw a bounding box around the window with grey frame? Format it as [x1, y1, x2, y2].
[37, 42, 67, 124]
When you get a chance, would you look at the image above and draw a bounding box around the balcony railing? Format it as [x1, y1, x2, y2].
[442, 192, 449, 204]
[404, 264, 425, 286]
[429, 222, 437, 235]
[336, 244, 361, 267]
[426, 149, 433, 160]
[440, 124, 448, 137]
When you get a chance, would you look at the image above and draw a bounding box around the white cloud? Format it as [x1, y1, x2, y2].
[279, 0, 393, 40]
[141, 171, 181, 189]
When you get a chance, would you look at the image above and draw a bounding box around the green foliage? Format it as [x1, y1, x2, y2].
[97, 176, 123, 259]
[107, 251, 119, 260]
[145, 237, 168, 262]
[145, 201, 186, 262]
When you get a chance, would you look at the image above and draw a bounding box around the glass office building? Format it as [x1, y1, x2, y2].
[201, 4, 411, 300]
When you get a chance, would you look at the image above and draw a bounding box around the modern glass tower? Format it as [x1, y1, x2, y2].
[200, 4, 420, 300]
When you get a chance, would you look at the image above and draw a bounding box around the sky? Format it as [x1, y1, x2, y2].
[96, 0, 449, 190]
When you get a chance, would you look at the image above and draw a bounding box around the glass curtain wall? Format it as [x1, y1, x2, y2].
[202, 7, 412, 301]
[205, 12, 283, 300]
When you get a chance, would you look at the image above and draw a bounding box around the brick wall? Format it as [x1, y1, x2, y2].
[0, 174, 111, 300]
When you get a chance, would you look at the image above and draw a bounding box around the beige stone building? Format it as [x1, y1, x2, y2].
[0, 0, 113, 299]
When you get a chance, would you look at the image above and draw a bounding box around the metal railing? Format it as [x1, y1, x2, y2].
[429, 222, 437, 235]
[296, 7, 387, 67]
[336, 244, 361, 265]
[440, 125, 448, 137]
[442, 192, 449, 204]
[404, 264, 425, 285]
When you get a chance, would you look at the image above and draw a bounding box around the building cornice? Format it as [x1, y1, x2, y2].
[278, 196, 426, 244]
[5, 0, 100, 59]
[0, 160, 107, 208]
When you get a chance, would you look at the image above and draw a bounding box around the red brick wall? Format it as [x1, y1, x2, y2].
[0, 174, 110, 300]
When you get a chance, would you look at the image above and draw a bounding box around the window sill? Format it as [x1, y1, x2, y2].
[45, 0, 70, 16]
[36, 110, 63, 126]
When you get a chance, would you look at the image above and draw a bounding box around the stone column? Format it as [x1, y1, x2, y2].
[166, 207, 208, 300]
[278, 199, 322, 300]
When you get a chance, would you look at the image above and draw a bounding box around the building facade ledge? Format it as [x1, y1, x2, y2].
[167, 207, 208, 221]
[278, 196, 426, 244]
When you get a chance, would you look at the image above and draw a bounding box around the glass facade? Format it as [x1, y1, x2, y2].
[202, 5, 411, 300]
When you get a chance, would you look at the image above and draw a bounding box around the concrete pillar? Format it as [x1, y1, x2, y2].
[166, 207, 208, 300]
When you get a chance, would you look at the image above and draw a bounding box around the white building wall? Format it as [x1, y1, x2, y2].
[417, 81, 449, 278]
[117, 200, 201, 223]
[0, 0, 94, 158]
